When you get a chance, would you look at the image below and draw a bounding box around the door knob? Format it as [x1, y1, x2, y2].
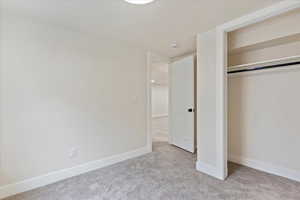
[188, 108, 194, 112]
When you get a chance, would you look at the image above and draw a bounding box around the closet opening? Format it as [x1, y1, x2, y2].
[226, 8, 300, 182]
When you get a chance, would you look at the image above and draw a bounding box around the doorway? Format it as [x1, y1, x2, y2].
[151, 60, 169, 142]
[148, 53, 196, 154]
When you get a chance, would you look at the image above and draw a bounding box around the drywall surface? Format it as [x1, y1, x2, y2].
[152, 85, 168, 117]
[151, 85, 168, 141]
[152, 116, 168, 142]
[151, 63, 169, 86]
[229, 8, 300, 51]
[197, 30, 217, 167]
[0, 16, 147, 186]
[228, 67, 300, 173]
[228, 8, 300, 66]
[229, 40, 300, 66]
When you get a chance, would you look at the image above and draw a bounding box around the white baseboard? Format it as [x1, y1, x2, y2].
[229, 155, 300, 183]
[154, 130, 168, 136]
[0, 146, 151, 199]
[196, 161, 225, 180]
[152, 114, 168, 119]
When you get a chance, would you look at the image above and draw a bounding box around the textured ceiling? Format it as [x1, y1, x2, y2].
[1, 0, 282, 58]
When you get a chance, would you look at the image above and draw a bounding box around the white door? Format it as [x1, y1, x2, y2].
[169, 55, 195, 153]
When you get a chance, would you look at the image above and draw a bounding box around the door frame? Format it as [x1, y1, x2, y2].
[146, 52, 153, 152]
[215, 0, 300, 180]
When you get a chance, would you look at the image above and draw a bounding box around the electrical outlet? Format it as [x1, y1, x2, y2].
[69, 148, 78, 159]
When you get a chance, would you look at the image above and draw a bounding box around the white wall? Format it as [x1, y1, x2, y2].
[229, 40, 300, 66]
[228, 8, 300, 66]
[151, 116, 168, 142]
[228, 8, 300, 51]
[0, 15, 148, 187]
[151, 85, 168, 141]
[196, 30, 219, 174]
[229, 67, 300, 178]
[152, 85, 168, 117]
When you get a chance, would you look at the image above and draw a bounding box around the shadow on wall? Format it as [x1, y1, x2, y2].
[228, 75, 247, 160]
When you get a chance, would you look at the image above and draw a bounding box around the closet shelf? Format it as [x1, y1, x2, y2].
[228, 55, 300, 72]
[229, 33, 300, 55]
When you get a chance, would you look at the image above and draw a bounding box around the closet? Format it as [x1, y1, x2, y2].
[227, 8, 300, 180]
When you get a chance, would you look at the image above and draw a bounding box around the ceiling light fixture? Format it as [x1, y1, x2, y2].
[124, 0, 155, 5]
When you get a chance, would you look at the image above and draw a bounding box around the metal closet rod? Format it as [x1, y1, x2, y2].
[228, 61, 300, 74]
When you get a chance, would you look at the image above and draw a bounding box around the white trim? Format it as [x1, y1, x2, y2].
[196, 161, 224, 180]
[168, 59, 173, 145]
[215, 0, 300, 181]
[229, 155, 300, 183]
[219, 0, 300, 32]
[170, 51, 196, 63]
[151, 82, 168, 87]
[146, 52, 153, 152]
[216, 29, 228, 180]
[152, 129, 169, 142]
[0, 146, 150, 199]
[153, 130, 168, 135]
[152, 114, 168, 119]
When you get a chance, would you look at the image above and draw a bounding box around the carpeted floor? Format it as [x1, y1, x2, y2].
[4, 142, 300, 200]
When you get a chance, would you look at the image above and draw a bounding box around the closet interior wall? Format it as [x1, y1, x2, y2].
[227, 8, 300, 181]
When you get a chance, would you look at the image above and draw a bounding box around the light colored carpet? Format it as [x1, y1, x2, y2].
[4, 142, 300, 200]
